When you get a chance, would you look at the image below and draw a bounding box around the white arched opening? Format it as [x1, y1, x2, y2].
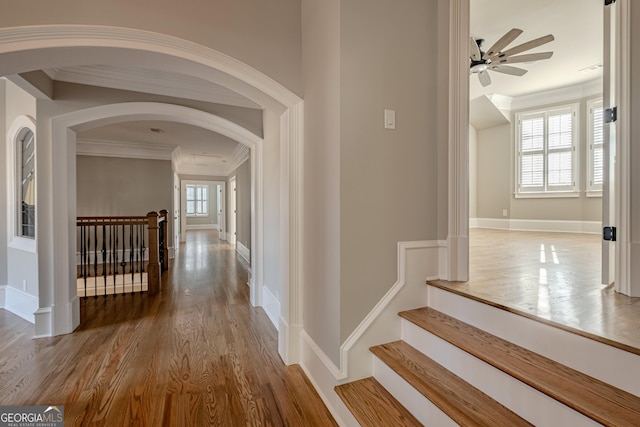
[0, 26, 304, 364]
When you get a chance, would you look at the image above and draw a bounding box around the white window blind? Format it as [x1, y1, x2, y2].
[516, 104, 578, 196]
[587, 99, 604, 193]
[186, 184, 208, 216]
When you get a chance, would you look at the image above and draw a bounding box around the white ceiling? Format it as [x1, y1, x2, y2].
[470, 0, 603, 101]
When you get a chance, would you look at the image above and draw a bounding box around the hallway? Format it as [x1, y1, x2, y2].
[0, 230, 336, 426]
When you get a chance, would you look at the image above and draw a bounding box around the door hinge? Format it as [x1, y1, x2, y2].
[604, 107, 617, 123]
[605, 0, 616, 5]
[603, 226, 617, 242]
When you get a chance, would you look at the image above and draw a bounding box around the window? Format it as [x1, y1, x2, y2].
[18, 128, 36, 238]
[516, 104, 579, 197]
[587, 99, 604, 194]
[186, 184, 208, 216]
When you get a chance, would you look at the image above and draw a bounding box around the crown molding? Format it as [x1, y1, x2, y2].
[227, 144, 250, 173]
[511, 79, 603, 111]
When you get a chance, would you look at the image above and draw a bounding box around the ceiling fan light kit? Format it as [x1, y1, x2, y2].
[470, 28, 554, 87]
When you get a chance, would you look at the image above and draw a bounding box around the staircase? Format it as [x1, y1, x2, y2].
[335, 282, 640, 426]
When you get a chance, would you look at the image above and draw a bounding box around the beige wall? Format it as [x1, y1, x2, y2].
[0, 0, 302, 96]
[76, 156, 173, 241]
[476, 124, 511, 219]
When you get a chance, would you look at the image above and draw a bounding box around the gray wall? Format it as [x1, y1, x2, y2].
[263, 108, 282, 300]
[475, 96, 602, 223]
[0, 0, 302, 97]
[302, 0, 342, 364]
[185, 183, 218, 227]
[340, 0, 439, 344]
[0, 79, 6, 289]
[228, 160, 251, 252]
[469, 125, 478, 219]
[76, 156, 173, 239]
[303, 0, 441, 364]
[6, 79, 38, 297]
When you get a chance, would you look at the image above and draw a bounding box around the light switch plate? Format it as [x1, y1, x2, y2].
[384, 109, 396, 130]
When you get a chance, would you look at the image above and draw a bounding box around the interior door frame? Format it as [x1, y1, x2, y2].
[229, 176, 237, 245]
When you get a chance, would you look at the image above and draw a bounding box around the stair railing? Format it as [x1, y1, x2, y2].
[76, 211, 168, 297]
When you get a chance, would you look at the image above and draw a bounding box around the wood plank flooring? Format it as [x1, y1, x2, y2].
[434, 228, 640, 353]
[0, 230, 336, 426]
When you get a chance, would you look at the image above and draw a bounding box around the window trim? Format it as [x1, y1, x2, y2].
[6, 115, 37, 253]
[587, 98, 604, 196]
[185, 184, 209, 217]
[515, 103, 580, 197]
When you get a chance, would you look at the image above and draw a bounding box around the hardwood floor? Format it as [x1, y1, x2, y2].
[0, 230, 337, 426]
[434, 228, 640, 353]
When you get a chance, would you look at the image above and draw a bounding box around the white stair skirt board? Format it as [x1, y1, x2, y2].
[425, 285, 640, 397]
[372, 356, 457, 426]
[2, 285, 38, 324]
[77, 273, 148, 297]
[236, 242, 250, 263]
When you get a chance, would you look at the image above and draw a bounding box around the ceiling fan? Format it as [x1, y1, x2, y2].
[470, 28, 554, 87]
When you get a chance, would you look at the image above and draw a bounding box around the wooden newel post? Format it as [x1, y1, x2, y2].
[159, 209, 169, 272]
[147, 211, 161, 294]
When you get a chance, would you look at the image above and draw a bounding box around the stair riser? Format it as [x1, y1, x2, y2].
[373, 356, 457, 426]
[402, 320, 601, 426]
[427, 285, 640, 397]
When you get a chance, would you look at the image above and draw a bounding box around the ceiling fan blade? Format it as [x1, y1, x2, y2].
[483, 28, 523, 59]
[491, 34, 555, 60]
[495, 51, 553, 65]
[470, 37, 482, 61]
[489, 65, 528, 76]
[478, 70, 491, 87]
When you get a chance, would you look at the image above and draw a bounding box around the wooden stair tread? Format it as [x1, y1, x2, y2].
[400, 307, 640, 427]
[335, 377, 422, 427]
[371, 340, 532, 427]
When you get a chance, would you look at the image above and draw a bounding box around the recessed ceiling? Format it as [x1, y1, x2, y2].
[470, 0, 603, 100]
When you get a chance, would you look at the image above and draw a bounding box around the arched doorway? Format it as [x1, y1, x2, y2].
[0, 26, 304, 364]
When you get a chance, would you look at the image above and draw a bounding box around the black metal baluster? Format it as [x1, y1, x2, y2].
[93, 224, 98, 298]
[86, 224, 90, 297]
[136, 224, 140, 292]
[81, 225, 86, 297]
[130, 224, 134, 293]
[121, 224, 126, 294]
[102, 224, 107, 296]
[142, 224, 147, 292]
[112, 224, 116, 296]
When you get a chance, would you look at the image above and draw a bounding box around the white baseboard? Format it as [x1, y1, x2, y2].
[185, 224, 218, 230]
[3, 285, 38, 324]
[472, 218, 601, 234]
[169, 246, 176, 259]
[0, 285, 5, 307]
[262, 285, 280, 331]
[237, 242, 250, 263]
